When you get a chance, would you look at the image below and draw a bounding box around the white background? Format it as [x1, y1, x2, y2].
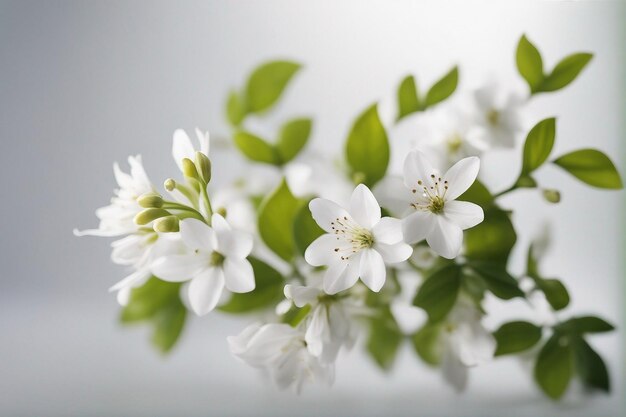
[0, 1, 623, 416]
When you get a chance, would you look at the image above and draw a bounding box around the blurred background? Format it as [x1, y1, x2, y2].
[0, 1, 623, 416]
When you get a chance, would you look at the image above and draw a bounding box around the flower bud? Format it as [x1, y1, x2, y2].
[542, 189, 561, 204]
[195, 151, 212, 184]
[164, 178, 176, 191]
[153, 215, 180, 233]
[137, 192, 164, 208]
[182, 158, 199, 180]
[134, 208, 170, 225]
[216, 206, 227, 217]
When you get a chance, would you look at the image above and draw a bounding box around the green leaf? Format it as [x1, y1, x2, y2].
[411, 323, 442, 365]
[534, 334, 574, 399]
[458, 180, 493, 210]
[258, 179, 301, 261]
[413, 264, 461, 322]
[245, 60, 301, 113]
[120, 277, 186, 354]
[464, 207, 517, 264]
[537, 278, 570, 311]
[553, 149, 623, 189]
[367, 309, 403, 370]
[396, 75, 420, 121]
[521, 118, 556, 175]
[233, 131, 278, 164]
[526, 243, 540, 279]
[556, 316, 615, 335]
[572, 337, 610, 392]
[275, 117, 312, 163]
[424, 66, 458, 108]
[226, 90, 246, 127]
[293, 202, 324, 257]
[516, 34, 544, 93]
[540, 53, 593, 92]
[468, 262, 524, 300]
[345, 103, 390, 187]
[494, 321, 542, 356]
[282, 304, 311, 327]
[219, 257, 285, 313]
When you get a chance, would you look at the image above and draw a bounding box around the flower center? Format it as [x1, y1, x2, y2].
[487, 108, 499, 126]
[210, 251, 225, 266]
[446, 133, 463, 154]
[410, 173, 449, 214]
[330, 216, 374, 261]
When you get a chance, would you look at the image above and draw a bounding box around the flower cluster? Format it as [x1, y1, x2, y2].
[77, 35, 621, 398]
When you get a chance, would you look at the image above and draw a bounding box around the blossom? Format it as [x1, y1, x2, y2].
[284, 283, 357, 364]
[151, 214, 254, 315]
[172, 128, 210, 172]
[401, 150, 484, 259]
[439, 301, 496, 392]
[228, 322, 334, 393]
[305, 184, 412, 294]
[74, 155, 152, 237]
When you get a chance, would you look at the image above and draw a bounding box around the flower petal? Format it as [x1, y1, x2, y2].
[304, 234, 339, 266]
[188, 267, 224, 315]
[172, 129, 195, 172]
[426, 216, 463, 259]
[402, 210, 435, 244]
[180, 218, 215, 251]
[309, 198, 350, 233]
[455, 321, 497, 367]
[359, 249, 386, 292]
[305, 305, 328, 357]
[374, 242, 413, 263]
[212, 213, 253, 258]
[372, 217, 403, 244]
[403, 150, 438, 190]
[223, 258, 255, 293]
[151, 254, 208, 282]
[443, 156, 480, 200]
[349, 184, 381, 229]
[284, 285, 323, 307]
[444, 200, 484, 230]
[441, 350, 468, 392]
[323, 257, 360, 295]
[195, 127, 210, 156]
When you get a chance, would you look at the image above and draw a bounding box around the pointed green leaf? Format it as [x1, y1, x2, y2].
[345, 103, 390, 187]
[293, 202, 324, 257]
[151, 302, 186, 354]
[537, 278, 570, 311]
[424, 66, 458, 108]
[413, 264, 461, 322]
[517, 35, 544, 93]
[411, 323, 442, 365]
[534, 334, 574, 399]
[276, 117, 312, 163]
[494, 321, 542, 356]
[219, 257, 285, 313]
[556, 316, 615, 335]
[233, 131, 278, 165]
[468, 262, 524, 300]
[258, 179, 301, 261]
[367, 308, 403, 370]
[522, 118, 556, 175]
[226, 90, 246, 127]
[464, 207, 517, 264]
[245, 60, 301, 113]
[396, 75, 420, 121]
[572, 337, 610, 392]
[553, 149, 623, 189]
[540, 53, 593, 92]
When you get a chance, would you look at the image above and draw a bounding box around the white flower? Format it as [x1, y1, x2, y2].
[228, 322, 334, 393]
[74, 155, 152, 237]
[401, 150, 484, 259]
[466, 81, 524, 149]
[151, 214, 254, 315]
[284, 283, 357, 364]
[172, 128, 210, 172]
[440, 301, 496, 392]
[305, 184, 412, 294]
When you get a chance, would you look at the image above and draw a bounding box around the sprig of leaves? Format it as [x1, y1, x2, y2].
[396, 66, 459, 121]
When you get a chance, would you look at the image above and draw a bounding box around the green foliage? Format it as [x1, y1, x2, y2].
[516, 34, 593, 94]
[293, 202, 324, 257]
[413, 264, 461, 322]
[258, 179, 302, 261]
[521, 118, 556, 176]
[553, 149, 623, 189]
[534, 334, 574, 399]
[396, 75, 420, 121]
[366, 308, 403, 370]
[468, 262, 524, 300]
[494, 321, 542, 356]
[395, 66, 458, 121]
[219, 257, 285, 313]
[120, 277, 186, 354]
[555, 316, 615, 335]
[276, 118, 312, 163]
[245, 61, 301, 113]
[345, 104, 390, 187]
[425, 66, 459, 108]
[464, 207, 517, 265]
[526, 245, 570, 311]
[411, 323, 442, 365]
[233, 131, 278, 164]
[282, 304, 312, 327]
[572, 337, 610, 392]
[458, 180, 494, 209]
[226, 90, 246, 127]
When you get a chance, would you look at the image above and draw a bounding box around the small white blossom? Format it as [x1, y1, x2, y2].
[151, 214, 254, 315]
[401, 150, 484, 259]
[305, 184, 412, 294]
[172, 128, 210, 172]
